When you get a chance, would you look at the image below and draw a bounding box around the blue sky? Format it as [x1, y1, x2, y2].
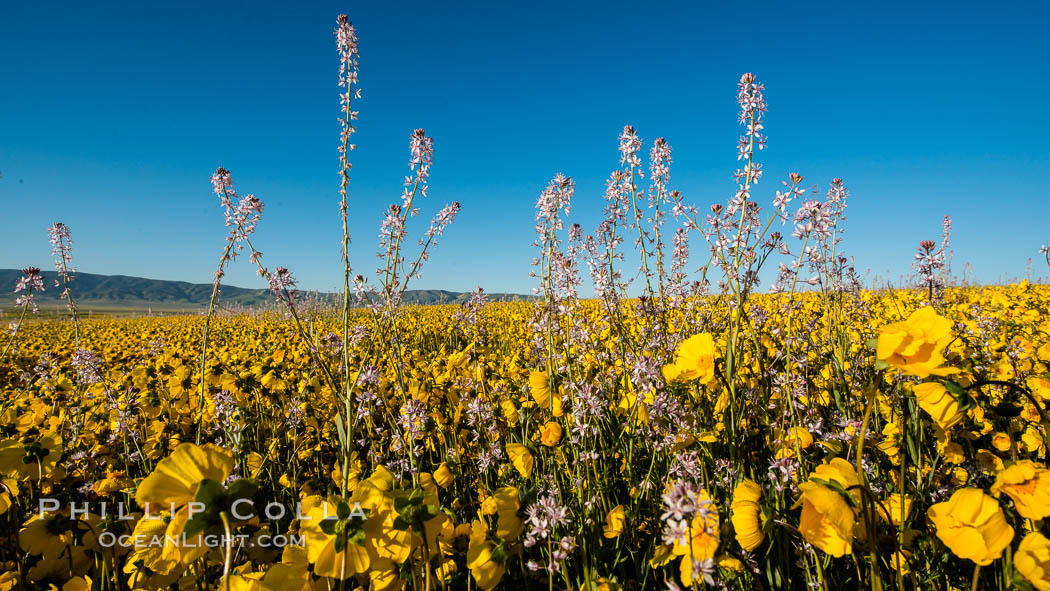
[2, 1, 1048, 294]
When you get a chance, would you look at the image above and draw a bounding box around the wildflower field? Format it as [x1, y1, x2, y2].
[5, 13, 1050, 591]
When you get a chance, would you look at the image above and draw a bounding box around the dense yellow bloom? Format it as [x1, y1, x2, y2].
[433, 462, 454, 488]
[136, 443, 234, 508]
[299, 496, 371, 580]
[941, 442, 966, 464]
[529, 370, 551, 408]
[1028, 376, 1050, 400]
[673, 499, 719, 562]
[990, 460, 1050, 519]
[669, 503, 719, 560]
[28, 548, 92, 583]
[492, 486, 523, 542]
[0, 433, 61, 480]
[93, 470, 132, 496]
[7, 281, 1050, 588]
[888, 550, 912, 575]
[435, 558, 457, 582]
[467, 521, 506, 590]
[797, 458, 860, 557]
[540, 421, 562, 446]
[1015, 532, 1050, 589]
[603, 505, 626, 538]
[992, 432, 1012, 452]
[259, 546, 315, 591]
[670, 489, 720, 586]
[678, 549, 709, 587]
[63, 576, 92, 591]
[480, 494, 499, 516]
[227, 573, 264, 591]
[505, 444, 533, 478]
[718, 555, 744, 573]
[976, 449, 1005, 474]
[912, 382, 965, 430]
[0, 479, 17, 515]
[927, 488, 1013, 565]
[731, 479, 764, 551]
[1022, 426, 1047, 456]
[993, 361, 1015, 381]
[122, 508, 206, 577]
[876, 493, 913, 526]
[20, 514, 73, 559]
[877, 307, 957, 377]
[663, 333, 717, 384]
[500, 399, 519, 425]
[1038, 342, 1050, 363]
[774, 427, 814, 458]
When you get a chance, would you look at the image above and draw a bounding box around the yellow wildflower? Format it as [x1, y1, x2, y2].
[990, 460, 1050, 519]
[927, 488, 1013, 565]
[877, 307, 957, 377]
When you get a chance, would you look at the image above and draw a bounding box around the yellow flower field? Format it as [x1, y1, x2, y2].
[2, 283, 1050, 590]
[3, 12, 1049, 591]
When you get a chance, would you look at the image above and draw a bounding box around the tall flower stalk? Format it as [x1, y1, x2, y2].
[335, 15, 361, 496]
[196, 167, 264, 443]
[48, 222, 80, 345]
[1, 267, 44, 362]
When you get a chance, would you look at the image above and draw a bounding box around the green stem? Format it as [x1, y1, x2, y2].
[220, 511, 233, 591]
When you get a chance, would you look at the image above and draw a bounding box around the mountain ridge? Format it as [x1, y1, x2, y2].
[0, 269, 533, 311]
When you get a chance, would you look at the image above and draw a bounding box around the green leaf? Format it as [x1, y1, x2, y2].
[226, 478, 258, 502]
[182, 512, 211, 538]
[392, 515, 411, 531]
[398, 560, 413, 579]
[337, 501, 352, 520]
[335, 415, 347, 447]
[320, 518, 338, 536]
[1011, 571, 1036, 591]
[408, 487, 425, 503]
[490, 542, 509, 563]
[393, 495, 412, 514]
[873, 359, 890, 371]
[194, 479, 225, 507]
[348, 528, 367, 547]
[420, 504, 439, 521]
[943, 380, 966, 396]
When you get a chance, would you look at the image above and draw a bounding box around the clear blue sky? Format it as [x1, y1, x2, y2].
[2, 1, 1048, 294]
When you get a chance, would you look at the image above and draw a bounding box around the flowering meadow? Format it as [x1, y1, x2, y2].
[5, 14, 1050, 591]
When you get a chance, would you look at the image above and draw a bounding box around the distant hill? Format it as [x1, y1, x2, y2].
[0, 269, 534, 313]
